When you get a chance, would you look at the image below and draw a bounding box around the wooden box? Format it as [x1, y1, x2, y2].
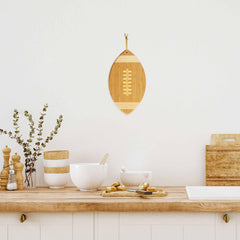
[206, 134, 240, 186]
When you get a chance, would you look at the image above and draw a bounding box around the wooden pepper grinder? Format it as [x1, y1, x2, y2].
[0, 167, 8, 190]
[12, 153, 20, 170]
[0, 145, 11, 190]
[14, 154, 24, 190]
[3, 145, 11, 169]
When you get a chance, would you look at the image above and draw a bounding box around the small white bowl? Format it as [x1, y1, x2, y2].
[44, 173, 69, 189]
[120, 170, 152, 188]
[70, 163, 107, 191]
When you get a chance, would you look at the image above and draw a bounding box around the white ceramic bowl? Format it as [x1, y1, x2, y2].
[44, 173, 69, 189]
[120, 170, 152, 188]
[70, 163, 108, 191]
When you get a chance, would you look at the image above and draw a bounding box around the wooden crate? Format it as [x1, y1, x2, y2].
[206, 134, 240, 186]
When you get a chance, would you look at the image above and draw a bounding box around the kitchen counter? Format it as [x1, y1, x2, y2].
[0, 186, 240, 212]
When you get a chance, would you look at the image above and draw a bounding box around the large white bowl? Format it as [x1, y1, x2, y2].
[70, 163, 107, 191]
[120, 170, 152, 188]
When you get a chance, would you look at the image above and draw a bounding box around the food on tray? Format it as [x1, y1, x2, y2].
[147, 186, 157, 192]
[105, 181, 164, 195]
[105, 182, 126, 193]
[117, 185, 127, 191]
[111, 182, 121, 187]
[105, 186, 117, 193]
[138, 182, 149, 190]
[104, 181, 167, 198]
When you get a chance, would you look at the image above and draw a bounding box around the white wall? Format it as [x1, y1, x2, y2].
[0, 0, 240, 186]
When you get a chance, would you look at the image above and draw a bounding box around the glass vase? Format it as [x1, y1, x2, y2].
[24, 168, 36, 189]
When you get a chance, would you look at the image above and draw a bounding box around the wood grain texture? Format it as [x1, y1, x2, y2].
[0, 187, 240, 212]
[44, 166, 70, 174]
[109, 50, 146, 114]
[206, 134, 240, 186]
[211, 134, 240, 145]
[102, 190, 167, 197]
[43, 150, 69, 160]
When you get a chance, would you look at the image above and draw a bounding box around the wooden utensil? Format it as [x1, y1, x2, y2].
[206, 134, 240, 186]
[100, 153, 109, 165]
[108, 33, 146, 114]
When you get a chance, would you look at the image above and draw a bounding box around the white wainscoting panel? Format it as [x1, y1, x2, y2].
[152, 225, 183, 240]
[73, 213, 94, 240]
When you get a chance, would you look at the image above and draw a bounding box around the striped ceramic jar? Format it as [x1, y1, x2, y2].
[43, 150, 69, 189]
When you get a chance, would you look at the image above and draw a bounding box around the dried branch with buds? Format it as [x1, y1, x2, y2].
[0, 104, 63, 187]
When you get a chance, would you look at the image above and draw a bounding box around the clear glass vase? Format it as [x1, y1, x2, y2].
[24, 168, 36, 189]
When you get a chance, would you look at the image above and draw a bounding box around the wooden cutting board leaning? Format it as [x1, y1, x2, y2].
[206, 134, 240, 186]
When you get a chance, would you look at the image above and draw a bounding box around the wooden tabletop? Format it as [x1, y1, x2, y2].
[0, 186, 240, 212]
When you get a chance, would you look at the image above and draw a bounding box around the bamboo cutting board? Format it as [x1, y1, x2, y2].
[206, 134, 240, 186]
[102, 190, 167, 197]
[109, 34, 146, 114]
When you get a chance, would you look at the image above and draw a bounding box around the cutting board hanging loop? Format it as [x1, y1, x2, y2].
[124, 33, 128, 51]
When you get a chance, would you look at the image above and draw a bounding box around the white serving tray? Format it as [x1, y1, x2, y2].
[186, 186, 240, 200]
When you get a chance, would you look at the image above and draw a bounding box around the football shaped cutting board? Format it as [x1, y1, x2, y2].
[109, 34, 146, 114]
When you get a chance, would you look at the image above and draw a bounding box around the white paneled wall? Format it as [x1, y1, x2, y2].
[95, 212, 119, 240]
[1, 212, 240, 240]
[0, 213, 72, 240]
[73, 213, 94, 240]
[96, 212, 240, 240]
[152, 225, 183, 240]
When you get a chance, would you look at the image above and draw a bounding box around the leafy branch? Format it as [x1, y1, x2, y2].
[0, 104, 63, 187]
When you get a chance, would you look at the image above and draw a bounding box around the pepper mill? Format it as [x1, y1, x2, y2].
[12, 153, 20, 170]
[0, 146, 11, 190]
[14, 154, 24, 190]
[3, 145, 11, 169]
[0, 167, 8, 190]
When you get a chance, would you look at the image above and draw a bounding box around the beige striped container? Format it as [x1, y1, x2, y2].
[43, 150, 69, 189]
